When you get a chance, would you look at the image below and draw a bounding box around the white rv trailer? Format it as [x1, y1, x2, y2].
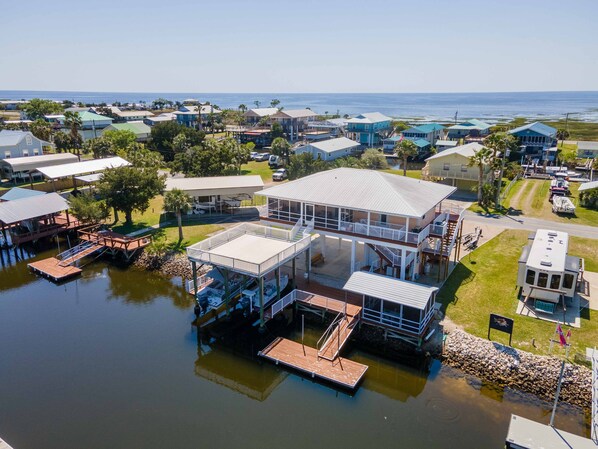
[517, 229, 581, 313]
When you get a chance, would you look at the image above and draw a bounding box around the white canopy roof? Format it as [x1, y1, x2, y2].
[343, 271, 437, 310]
[0, 153, 78, 171]
[259, 168, 455, 218]
[165, 175, 263, 192]
[578, 180, 598, 192]
[0, 192, 68, 225]
[309, 137, 360, 153]
[37, 157, 130, 179]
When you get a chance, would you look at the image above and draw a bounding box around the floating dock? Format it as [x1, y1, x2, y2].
[259, 337, 368, 389]
[505, 414, 595, 448]
[28, 257, 82, 282]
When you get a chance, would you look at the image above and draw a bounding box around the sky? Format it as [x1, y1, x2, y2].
[2, 0, 598, 93]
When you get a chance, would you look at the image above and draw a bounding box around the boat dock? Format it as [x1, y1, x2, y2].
[505, 414, 595, 448]
[259, 337, 368, 389]
[28, 257, 82, 282]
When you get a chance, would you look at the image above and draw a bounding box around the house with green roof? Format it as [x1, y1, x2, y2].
[508, 121, 557, 162]
[103, 121, 152, 142]
[47, 111, 114, 141]
[447, 119, 491, 140]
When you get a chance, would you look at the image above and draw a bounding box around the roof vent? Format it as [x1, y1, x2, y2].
[540, 259, 552, 267]
[548, 231, 558, 237]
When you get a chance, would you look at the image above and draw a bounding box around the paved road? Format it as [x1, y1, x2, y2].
[464, 210, 598, 240]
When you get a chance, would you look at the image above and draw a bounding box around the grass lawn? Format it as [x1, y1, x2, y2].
[154, 222, 224, 250]
[111, 195, 165, 234]
[241, 160, 275, 183]
[546, 119, 598, 141]
[438, 230, 598, 358]
[382, 169, 422, 179]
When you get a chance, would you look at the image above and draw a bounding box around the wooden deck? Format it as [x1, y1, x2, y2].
[28, 257, 82, 282]
[259, 337, 368, 389]
[296, 293, 362, 318]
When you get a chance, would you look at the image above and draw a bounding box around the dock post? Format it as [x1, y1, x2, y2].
[259, 277, 265, 332]
[275, 268, 281, 301]
[292, 257, 296, 288]
[224, 269, 230, 318]
[305, 246, 310, 282]
[191, 261, 198, 296]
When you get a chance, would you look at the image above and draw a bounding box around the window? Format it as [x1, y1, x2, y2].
[22, 150, 29, 157]
[4, 151, 10, 159]
[461, 165, 468, 172]
[525, 269, 536, 285]
[25, 135, 32, 145]
[563, 273, 575, 289]
[33, 149, 39, 155]
[537, 272, 548, 288]
[550, 275, 561, 290]
[443, 163, 450, 171]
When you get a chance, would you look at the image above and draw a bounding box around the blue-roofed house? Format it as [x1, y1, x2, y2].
[346, 112, 392, 147]
[400, 123, 445, 156]
[508, 122, 557, 161]
[0, 130, 53, 160]
[382, 135, 402, 154]
[174, 104, 222, 129]
[447, 119, 492, 140]
[0, 187, 46, 202]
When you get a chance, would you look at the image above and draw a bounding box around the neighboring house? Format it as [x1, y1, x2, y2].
[64, 107, 93, 114]
[243, 108, 279, 126]
[258, 167, 462, 281]
[401, 123, 445, 154]
[270, 109, 318, 142]
[304, 118, 347, 141]
[90, 106, 122, 115]
[239, 128, 273, 148]
[446, 119, 492, 140]
[0, 130, 53, 160]
[102, 121, 152, 142]
[577, 141, 598, 158]
[508, 121, 557, 161]
[0, 187, 46, 202]
[382, 136, 402, 154]
[114, 110, 154, 122]
[346, 112, 392, 147]
[174, 105, 222, 128]
[51, 111, 114, 141]
[294, 137, 361, 161]
[422, 142, 490, 190]
[144, 113, 176, 126]
[0, 100, 27, 110]
[1, 153, 78, 183]
[435, 140, 459, 152]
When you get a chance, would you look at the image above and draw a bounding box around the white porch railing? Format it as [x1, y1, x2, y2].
[290, 218, 302, 240]
[186, 273, 212, 294]
[363, 307, 435, 336]
[340, 220, 407, 243]
[268, 289, 314, 319]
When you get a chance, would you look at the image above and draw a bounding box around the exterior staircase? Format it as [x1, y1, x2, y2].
[57, 241, 104, 267]
[367, 243, 401, 267]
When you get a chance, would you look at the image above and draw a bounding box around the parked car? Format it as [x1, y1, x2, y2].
[255, 152, 270, 162]
[250, 151, 259, 160]
[268, 154, 282, 168]
[272, 168, 288, 181]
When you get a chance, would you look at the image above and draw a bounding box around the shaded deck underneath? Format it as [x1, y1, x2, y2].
[28, 257, 82, 282]
[259, 337, 368, 389]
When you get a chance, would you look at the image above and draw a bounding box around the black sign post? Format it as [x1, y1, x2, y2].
[488, 313, 514, 346]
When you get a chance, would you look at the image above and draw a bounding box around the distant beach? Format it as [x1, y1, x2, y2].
[1, 90, 598, 122]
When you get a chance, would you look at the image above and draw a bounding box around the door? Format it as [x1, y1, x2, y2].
[304, 204, 314, 225]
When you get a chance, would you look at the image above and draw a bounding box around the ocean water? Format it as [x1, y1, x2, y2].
[1, 90, 598, 122]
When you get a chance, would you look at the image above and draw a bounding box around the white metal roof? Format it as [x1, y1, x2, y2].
[75, 173, 103, 183]
[0, 187, 46, 202]
[0, 153, 78, 171]
[525, 229, 569, 272]
[577, 141, 598, 151]
[37, 157, 130, 179]
[425, 142, 486, 161]
[347, 112, 391, 124]
[579, 180, 598, 192]
[343, 272, 437, 310]
[258, 168, 456, 218]
[308, 137, 360, 153]
[435, 140, 459, 147]
[165, 175, 263, 192]
[272, 109, 317, 119]
[244, 108, 278, 117]
[0, 192, 68, 225]
[114, 110, 154, 117]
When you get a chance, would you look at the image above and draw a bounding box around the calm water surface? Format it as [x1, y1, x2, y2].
[0, 248, 589, 449]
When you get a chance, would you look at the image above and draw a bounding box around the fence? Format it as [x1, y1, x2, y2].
[500, 174, 520, 203]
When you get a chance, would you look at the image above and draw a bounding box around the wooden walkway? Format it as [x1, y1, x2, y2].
[296, 293, 362, 318]
[259, 337, 368, 389]
[318, 314, 360, 361]
[28, 257, 82, 282]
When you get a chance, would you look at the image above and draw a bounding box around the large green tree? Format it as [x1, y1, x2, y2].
[68, 192, 110, 224]
[103, 129, 137, 151]
[98, 166, 165, 225]
[83, 137, 114, 158]
[29, 119, 54, 142]
[271, 137, 291, 165]
[170, 139, 236, 177]
[360, 148, 389, 170]
[394, 139, 418, 176]
[164, 188, 192, 241]
[150, 121, 205, 161]
[287, 153, 328, 180]
[63, 111, 83, 160]
[23, 98, 63, 120]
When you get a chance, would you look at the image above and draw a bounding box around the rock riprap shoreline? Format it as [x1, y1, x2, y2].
[443, 330, 591, 409]
[134, 251, 194, 279]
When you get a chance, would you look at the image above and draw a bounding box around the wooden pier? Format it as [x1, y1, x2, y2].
[28, 257, 82, 282]
[259, 337, 368, 389]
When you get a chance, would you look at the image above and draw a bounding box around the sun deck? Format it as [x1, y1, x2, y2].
[259, 337, 368, 389]
[186, 222, 311, 277]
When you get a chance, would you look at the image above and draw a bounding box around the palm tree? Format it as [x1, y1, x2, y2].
[468, 146, 493, 205]
[63, 111, 83, 161]
[164, 189, 192, 241]
[483, 132, 518, 207]
[394, 139, 418, 176]
[271, 137, 291, 165]
[238, 104, 247, 113]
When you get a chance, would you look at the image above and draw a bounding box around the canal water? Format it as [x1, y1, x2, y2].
[0, 248, 590, 449]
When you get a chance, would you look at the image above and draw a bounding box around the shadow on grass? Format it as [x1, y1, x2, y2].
[112, 221, 152, 235]
[436, 262, 475, 311]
